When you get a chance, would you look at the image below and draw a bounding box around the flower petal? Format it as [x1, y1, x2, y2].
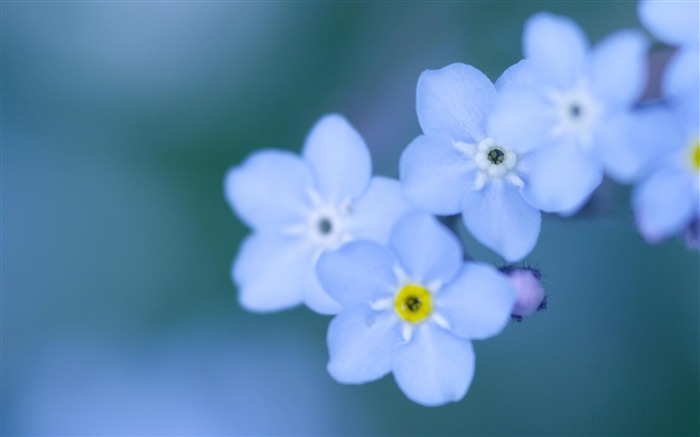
[302, 114, 372, 203]
[393, 324, 475, 407]
[233, 233, 314, 312]
[523, 12, 589, 88]
[327, 304, 401, 384]
[438, 262, 517, 340]
[316, 241, 397, 308]
[389, 212, 462, 286]
[589, 29, 648, 107]
[638, 0, 700, 46]
[664, 48, 700, 123]
[488, 90, 554, 154]
[303, 271, 343, 315]
[348, 176, 415, 245]
[522, 144, 603, 214]
[494, 59, 536, 94]
[416, 63, 496, 142]
[399, 134, 475, 215]
[633, 168, 697, 243]
[461, 181, 541, 262]
[225, 150, 313, 231]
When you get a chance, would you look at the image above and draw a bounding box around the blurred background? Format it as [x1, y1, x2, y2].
[3, 1, 698, 435]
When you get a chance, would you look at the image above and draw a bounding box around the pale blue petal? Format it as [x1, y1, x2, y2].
[302, 114, 372, 203]
[348, 176, 415, 245]
[461, 181, 541, 262]
[416, 63, 496, 142]
[522, 144, 603, 214]
[327, 304, 401, 384]
[524, 12, 589, 88]
[225, 150, 312, 231]
[600, 107, 681, 183]
[633, 168, 697, 243]
[393, 324, 475, 407]
[590, 29, 648, 107]
[399, 134, 475, 215]
[488, 90, 554, 154]
[303, 271, 343, 315]
[316, 241, 397, 308]
[664, 49, 700, 122]
[389, 212, 462, 285]
[639, 0, 700, 46]
[494, 59, 536, 93]
[233, 233, 314, 312]
[438, 262, 517, 340]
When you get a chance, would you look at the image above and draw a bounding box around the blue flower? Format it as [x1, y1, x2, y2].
[316, 212, 516, 406]
[489, 13, 649, 211]
[225, 114, 414, 314]
[400, 62, 542, 262]
[632, 97, 699, 243]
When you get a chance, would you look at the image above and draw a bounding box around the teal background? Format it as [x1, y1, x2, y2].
[2, 1, 698, 435]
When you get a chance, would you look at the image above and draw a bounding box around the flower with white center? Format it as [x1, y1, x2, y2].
[488, 13, 649, 212]
[400, 62, 541, 262]
[316, 212, 517, 406]
[225, 114, 414, 314]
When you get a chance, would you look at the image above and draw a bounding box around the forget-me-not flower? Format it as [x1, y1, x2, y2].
[400, 62, 542, 262]
[225, 114, 414, 314]
[316, 212, 516, 406]
[489, 13, 649, 211]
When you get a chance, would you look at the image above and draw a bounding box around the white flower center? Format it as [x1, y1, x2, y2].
[455, 137, 523, 190]
[306, 204, 350, 250]
[546, 84, 602, 148]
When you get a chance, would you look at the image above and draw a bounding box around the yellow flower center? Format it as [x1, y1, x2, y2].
[691, 139, 700, 171]
[395, 284, 432, 323]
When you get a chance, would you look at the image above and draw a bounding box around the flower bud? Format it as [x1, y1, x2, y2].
[500, 266, 546, 322]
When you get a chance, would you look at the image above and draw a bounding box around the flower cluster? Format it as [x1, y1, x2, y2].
[224, 2, 698, 407]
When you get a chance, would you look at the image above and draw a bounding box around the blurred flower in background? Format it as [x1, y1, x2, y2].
[2, 1, 698, 435]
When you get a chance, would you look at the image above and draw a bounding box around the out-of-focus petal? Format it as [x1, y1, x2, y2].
[393, 324, 475, 407]
[233, 233, 315, 312]
[590, 29, 648, 107]
[399, 134, 475, 215]
[302, 114, 372, 203]
[225, 150, 312, 231]
[327, 304, 401, 384]
[488, 90, 554, 154]
[389, 212, 462, 286]
[461, 181, 541, 262]
[664, 48, 700, 123]
[304, 272, 343, 315]
[316, 241, 397, 308]
[522, 144, 603, 215]
[438, 262, 517, 340]
[524, 12, 589, 88]
[633, 168, 697, 243]
[416, 63, 496, 142]
[639, 0, 700, 46]
[348, 176, 415, 245]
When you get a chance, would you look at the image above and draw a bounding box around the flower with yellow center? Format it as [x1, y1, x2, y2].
[317, 212, 517, 406]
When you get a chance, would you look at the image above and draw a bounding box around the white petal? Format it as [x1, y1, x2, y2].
[389, 212, 463, 285]
[589, 29, 648, 107]
[302, 114, 371, 203]
[524, 12, 589, 88]
[638, 0, 700, 46]
[393, 324, 475, 406]
[522, 144, 603, 214]
[233, 233, 314, 312]
[461, 181, 541, 262]
[399, 134, 475, 215]
[225, 150, 313, 231]
[327, 304, 401, 384]
[416, 63, 496, 142]
[316, 241, 397, 308]
[348, 176, 415, 245]
[438, 262, 517, 340]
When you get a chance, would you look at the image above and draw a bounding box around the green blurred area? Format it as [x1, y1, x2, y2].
[2, 1, 698, 435]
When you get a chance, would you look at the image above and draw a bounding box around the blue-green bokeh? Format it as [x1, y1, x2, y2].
[3, 2, 698, 435]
